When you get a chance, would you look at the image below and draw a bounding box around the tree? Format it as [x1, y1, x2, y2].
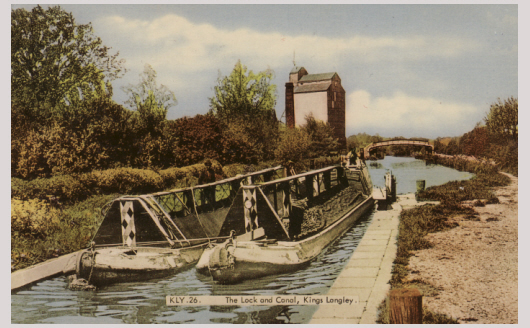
[459, 123, 489, 157]
[484, 97, 518, 142]
[433, 138, 445, 154]
[347, 133, 384, 150]
[122, 64, 177, 134]
[445, 138, 460, 155]
[13, 97, 134, 178]
[209, 60, 276, 124]
[274, 127, 312, 165]
[209, 60, 279, 161]
[302, 114, 340, 157]
[11, 5, 125, 120]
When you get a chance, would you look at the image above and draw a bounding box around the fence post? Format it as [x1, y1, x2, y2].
[389, 288, 423, 324]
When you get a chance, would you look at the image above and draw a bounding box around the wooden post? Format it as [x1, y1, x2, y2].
[323, 171, 331, 191]
[305, 174, 314, 200]
[389, 288, 423, 324]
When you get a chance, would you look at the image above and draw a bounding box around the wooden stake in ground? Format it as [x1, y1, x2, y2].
[389, 288, 423, 324]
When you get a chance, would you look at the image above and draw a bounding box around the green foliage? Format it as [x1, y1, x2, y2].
[209, 60, 279, 162]
[12, 97, 133, 178]
[124, 64, 177, 112]
[301, 114, 340, 158]
[11, 194, 117, 271]
[130, 130, 176, 169]
[11, 199, 62, 239]
[12, 128, 49, 179]
[418, 173, 510, 204]
[485, 97, 518, 142]
[90, 168, 164, 194]
[170, 114, 253, 166]
[347, 132, 384, 150]
[123, 64, 176, 134]
[11, 5, 125, 120]
[431, 154, 499, 175]
[274, 126, 312, 165]
[159, 160, 222, 189]
[209, 60, 276, 124]
[486, 140, 518, 176]
[433, 98, 518, 176]
[459, 124, 489, 157]
[12, 161, 224, 204]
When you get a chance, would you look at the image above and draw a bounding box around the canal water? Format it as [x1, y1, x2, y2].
[11, 156, 474, 324]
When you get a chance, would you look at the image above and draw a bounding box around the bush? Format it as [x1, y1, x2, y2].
[11, 198, 62, 238]
[11, 194, 117, 271]
[11, 174, 91, 202]
[90, 168, 163, 194]
[159, 160, 222, 189]
[418, 172, 510, 204]
[11, 161, 227, 203]
[274, 127, 311, 165]
[13, 129, 50, 179]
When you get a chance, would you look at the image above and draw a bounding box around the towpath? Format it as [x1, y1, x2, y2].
[310, 194, 437, 324]
[407, 172, 518, 323]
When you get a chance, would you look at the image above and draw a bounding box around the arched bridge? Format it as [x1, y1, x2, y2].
[362, 139, 433, 159]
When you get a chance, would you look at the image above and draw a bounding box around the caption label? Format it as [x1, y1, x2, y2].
[166, 295, 359, 306]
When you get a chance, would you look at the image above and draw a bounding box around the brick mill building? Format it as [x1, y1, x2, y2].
[285, 66, 346, 147]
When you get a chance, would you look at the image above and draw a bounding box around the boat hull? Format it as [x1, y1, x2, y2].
[76, 244, 207, 286]
[207, 196, 374, 284]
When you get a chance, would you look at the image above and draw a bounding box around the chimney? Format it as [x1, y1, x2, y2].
[285, 82, 294, 128]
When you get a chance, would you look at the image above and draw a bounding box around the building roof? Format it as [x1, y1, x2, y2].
[294, 81, 332, 93]
[299, 72, 337, 82]
[290, 66, 305, 74]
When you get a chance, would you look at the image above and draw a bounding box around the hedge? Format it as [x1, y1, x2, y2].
[11, 160, 222, 204]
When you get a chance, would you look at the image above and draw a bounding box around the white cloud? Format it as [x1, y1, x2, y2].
[94, 13, 487, 126]
[346, 90, 479, 138]
[97, 13, 480, 75]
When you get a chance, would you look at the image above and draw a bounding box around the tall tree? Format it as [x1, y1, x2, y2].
[121, 64, 177, 169]
[484, 97, 518, 142]
[302, 114, 340, 157]
[209, 60, 279, 161]
[123, 64, 177, 113]
[209, 60, 276, 124]
[11, 5, 125, 119]
[122, 64, 177, 133]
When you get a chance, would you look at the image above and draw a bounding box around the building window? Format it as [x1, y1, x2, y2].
[334, 92, 336, 101]
[332, 100, 335, 108]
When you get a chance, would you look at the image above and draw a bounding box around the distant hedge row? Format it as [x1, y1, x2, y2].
[221, 156, 341, 178]
[11, 161, 223, 204]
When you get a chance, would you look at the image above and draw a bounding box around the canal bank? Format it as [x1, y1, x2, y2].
[407, 172, 518, 324]
[310, 194, 439, 324]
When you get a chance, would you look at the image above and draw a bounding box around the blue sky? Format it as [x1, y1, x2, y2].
[11, 3, 518, 139]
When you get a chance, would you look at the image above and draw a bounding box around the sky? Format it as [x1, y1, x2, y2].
[10, 3, 518, 139]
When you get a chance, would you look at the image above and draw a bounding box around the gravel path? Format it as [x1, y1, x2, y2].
[408, 172, 518, 324]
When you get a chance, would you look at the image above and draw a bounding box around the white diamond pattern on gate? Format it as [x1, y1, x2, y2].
[120, 201, 136, 247]
[243, 189, 258, 232]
